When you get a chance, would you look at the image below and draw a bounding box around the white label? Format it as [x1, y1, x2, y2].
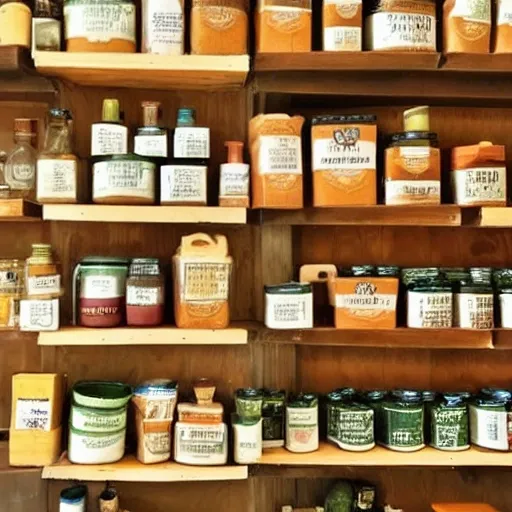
[127, 286, 160, 306]
[15, 398, 51, 431]
[265, 293, 313, 329]
[93, 161, 155, 201]
[385, 180, 441, 205]
[19, 298, 59, 331]
[181, 262, 230, 302]
[313, 139, 375, 172]
[335, 293, 397, 311]
[174, 422, 227, 465]
[134, 134, 168, 158]
[407, 291, 453, 328]
[286, 406, 319, 453]
[259, 136, 302, 175]
[366, 12, 436, 50]
[174, 127, 210, 159]
[81, 275, 124, 299]
[160, 165, 207, 203]
[37, 159, 77, 200]
[91, 124, 128, 157]
[454, 293, 493, 329]
[143, 0, 184, 55]
[469, 405, 509, 451]
[180, 424, 225, 442]
[498, 0, 512, 25]
[452, 168, 506, 205]
[500, 294, 512, 328]
[219, 163, 250, 198]
[27, 274, 61, 296]
[450, 0, 491, 23]
[324, 26, 362, 51]
[64, 3, 136, 43]
[233, 420, 262, 464]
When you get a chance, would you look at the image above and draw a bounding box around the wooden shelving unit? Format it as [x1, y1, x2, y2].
[443, 53, 512, 71]
[43, 204, 247, 224]
[465, 207, 512, 227]
[42, 454, 248, 482]
[33, 52, 250, 90]
[0, 199, 41, 221]
[38, 325, 250, 346]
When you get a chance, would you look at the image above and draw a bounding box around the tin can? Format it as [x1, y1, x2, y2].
[286, 393, 318, 453]
[431, 392, 470, 451]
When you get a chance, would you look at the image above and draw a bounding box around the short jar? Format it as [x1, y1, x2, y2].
[285, 393, 318, 453]
[264, 282, 313, 330]
[431, 392, 470, 451]
[235, 388, 263, 425]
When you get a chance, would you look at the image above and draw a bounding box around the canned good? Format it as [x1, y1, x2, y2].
[286, 393, 318, 453]
[431, 392, 470, 452]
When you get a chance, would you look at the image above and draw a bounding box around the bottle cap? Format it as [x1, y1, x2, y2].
[176, 108, 196, 127]
[102, 99, 121, 123]
[403, 106, 430, 132]
[14, 118, 36, 136]
[225, 141, 244, 164]
[141, 101, 160, 127]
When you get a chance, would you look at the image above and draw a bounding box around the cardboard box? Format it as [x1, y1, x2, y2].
[9, 426, 62, 467]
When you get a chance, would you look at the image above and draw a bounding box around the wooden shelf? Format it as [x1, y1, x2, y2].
[257, 206, 461, 226]
[33, 52, 249, 91]
[43, 205, 247, 224]
[259, 328, 493, 349]
[257, 442, 512, 470]
[42, 454, 247, 482]
[0, 199, 41, 221]
[0, 46, 31, 74]
[443, 53, 512, 71]
[491, 329, 512, 349]
[38, 325, 249, 346]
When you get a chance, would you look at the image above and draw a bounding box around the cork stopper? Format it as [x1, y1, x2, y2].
[14, 118, 36, 136]
[102, 99, 121, 123]
[194, 378, 216, 405]
[141, 101, 160, 127]
[403, 106, 430, 132]
[225, 141, 244, 164]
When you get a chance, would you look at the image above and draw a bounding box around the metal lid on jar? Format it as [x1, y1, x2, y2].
[422, 391, 438, 402]
[79, 256, 130, 265]
[377, 266, 400, 277]
[129, 258, 160, 276]
[362, 390, 387, 402]
[236, 388, 263, 400]
[287, 393, 318, 408]
[312, 114, 377, 125]
[389, 131, 438, 143]
[391, 390, 423, 403]
[351, 265, 375, 277]
[134, 379, 178, 397]
[263, 389, 286, 399]
[478, 388, 512, 404]
[442, 392, 471, 407]
[264, 282, 312, 294]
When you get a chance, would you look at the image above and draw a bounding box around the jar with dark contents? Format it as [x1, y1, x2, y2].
[262, 389, 285, 448]
[126, 258, 164, 327]
[431, 392, 470, 451]
[361, 390, 387, 445]
[422, 390, 438, 445]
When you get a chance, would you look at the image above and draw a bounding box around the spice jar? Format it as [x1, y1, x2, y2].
[494, 269, 512, 328]
[431, 392, 470, 451]
[232, 413, 262, 464]
[235, 388, 263, 425]
[451, 142, 506, 206]
[365, 0, 437, 51]
[327, 388, 375, 452]
[0, 259, 24, 329]
[73, 256, 130, 327]
[323, 0, 362, 51]
[126, 259, 164, 327]
[311, 115, 377, 206]
[379, 390, 425, 452]
[286, 393, 318, 453]
[469, 389, 512, 451]
[262, 389, 286, 448]
[264, 282, 313, 329]
[64, 0, 136, 52]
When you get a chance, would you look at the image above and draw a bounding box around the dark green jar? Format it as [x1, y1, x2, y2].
[235, 388, 263, 425]
[431, 392, 470, 451]
[361, 390, 386, 445]
[379, 390, 425, 452]
[261, 389, 285, 448]
[326, 388, 374, 452]
[422, 390, 438, 445]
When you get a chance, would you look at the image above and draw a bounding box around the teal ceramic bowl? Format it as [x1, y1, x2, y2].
[72, 381, 132, 409]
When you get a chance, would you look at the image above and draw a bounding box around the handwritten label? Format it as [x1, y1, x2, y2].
[324, 26, 361, 51]
[452, 167, 506, 205]
[386, 180, 440, 205]
[265, 292, 313, 329]
[182, 262, 230, 302]
[454, 293, 493, 329]
[91, 124, 128, 156]
[259, 136, 302, 175]
[143, 0, 184, 54]
[160, 165, 207, 203]
[174, 127, 210, 159]
[127, 286, 161, 306]
[37, 159, 77, 200]
[134, 134, 168, 158]
[81, 275, 124, 299]
[19, 298, 59, 331]
[15, 398, 51, 431]
[286, 405, 318, 452]
[407, 291, 453, 328]
[219, 163, 250, 198]
[27, 274, 61, 296]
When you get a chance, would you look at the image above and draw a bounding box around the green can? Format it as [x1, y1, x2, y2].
[431, 392, 470, 451]
[262, 389, 285, 448]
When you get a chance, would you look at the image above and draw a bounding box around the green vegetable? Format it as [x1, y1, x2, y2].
[324, 481, 354, 512]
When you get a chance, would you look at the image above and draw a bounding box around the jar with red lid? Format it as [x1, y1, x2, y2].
[126, 258, 164, 327]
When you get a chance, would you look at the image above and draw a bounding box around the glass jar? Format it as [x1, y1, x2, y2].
[285, 393, 318, 453]
[380, 390, 425, 452]
[0, 259, 24, 329]
[126, 258, 164, 327]
[262, 389, 285, 448]
[235, 388, 263, 425]
[431, 392, 470, 451]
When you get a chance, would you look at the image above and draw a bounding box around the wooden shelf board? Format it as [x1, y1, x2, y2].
[259, 328, 493, 349]
[0, 199, 41, 221]
[34, 52, 249, 90]
[255, 52, 440, 72]
[258, 442, 512, 468]
[257, 206, 461, 226]
[491, 329, 512, 349]
[43, 204, 247, 224]
[42, 454, 247, 482]
[0, 46, 31, 74]
[38, 325, 249, 346]
[443, 53, 512, 71]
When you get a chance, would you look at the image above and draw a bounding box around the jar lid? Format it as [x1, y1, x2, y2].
[422, 390, 438, 402]
[391, 390, 423, 403]
[288, 393, 318, 408]
[134, 379, 178, 397]
[377, 266, 400, 277]
[363, 390, 387, 402]
[264, 282, 312, 294]
[263, 389, 286, 399]
[236, 388, 263, 400]
[479, 388, 512, 404]
[443, 392, 471, 406]
[312, 114, 377, 125]
[79, 256, 130, 265]
[129, 258, 160, 276]
[390, 131, 438, 143]
[351, 265, 375, 277]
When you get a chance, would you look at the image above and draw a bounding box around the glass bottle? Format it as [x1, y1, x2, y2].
[25, 243, 61, 298]
[134, 101, 168, 162]
[37, 108, 78, 204]
[160, 107, 210, 205]
[91, 99, 129, 157]
[32, 0, 62, 54]
[5, 119, 38, 198]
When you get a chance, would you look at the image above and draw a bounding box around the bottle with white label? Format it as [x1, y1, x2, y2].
[219, 141, 249, 207]
[37, 108, 78, 204]
[91, 99, 129, 157]
[161, 108, 210, 205]
[134, 101, 168, 163]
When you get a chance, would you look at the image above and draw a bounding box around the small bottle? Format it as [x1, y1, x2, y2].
[91, 99, 129, 157]
[134, 101, 168, 160]
[0, 0, 31, 48]
[37, 109, 79, 204]
[142, 0, 184, 55]
[219, 141, 249, 207]
[161, 108, 210, 205]
[5, 119, 38, 198]
[32, 0, 62, 55]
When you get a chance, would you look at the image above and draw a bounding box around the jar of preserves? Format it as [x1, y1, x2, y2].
[286, 393, 318, 453]
[0, 259, 24, 329]
[431, 392, 470, 451]
[126, 258, 164, 327]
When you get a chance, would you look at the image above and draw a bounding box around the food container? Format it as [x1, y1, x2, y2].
[72, 256, 130, 327]
[235, 388, 263, 425]
[431, 392, 470, 451]
[0, 2, 31, 47]
[172, 233, 232, 329]
[323, 0, 362, 51]
[60, 486, 87, 512]
[469, 388, 512, 451]
[264, 282, 313, 329]
[451, 142, 506, 206]
[72, 381, 132, 409]
[422, 390, 437, 445]
[311, 115, 377, 206]
[326, 388, 375, 452]
[232, 414, 262, 464]
[494, 269, 512, 328]
[68, 426, 126, 464]
[262, 389, 286, 448]
[0, 259, 24, 329]
[286, 393, 318, 453]
[70, 403, 127, 433]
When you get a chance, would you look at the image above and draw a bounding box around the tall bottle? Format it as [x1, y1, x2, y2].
[219, 141, 249, 207]
[134, 101, 168, 161]
[5, 119, 38, 198]
[160, 108, 210, 205]
[37, 109, 78, 204]
[91, 99, 129, 157]
[32, 0, 62, 55]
